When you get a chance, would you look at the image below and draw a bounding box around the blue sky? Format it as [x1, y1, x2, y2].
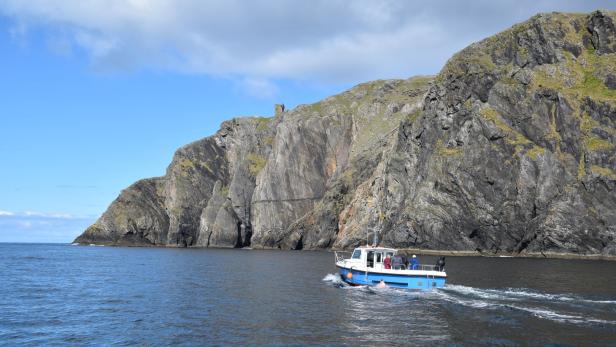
[0, 0, 612, 242]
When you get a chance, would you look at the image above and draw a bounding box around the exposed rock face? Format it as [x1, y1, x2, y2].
[75, 11, 616, 256]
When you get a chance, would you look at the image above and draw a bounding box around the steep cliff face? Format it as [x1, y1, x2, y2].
[76, 10, 616, 256]
[76, 117, 275, 247]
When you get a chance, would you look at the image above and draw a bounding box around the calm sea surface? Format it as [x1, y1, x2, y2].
[1, 243, 615, 346]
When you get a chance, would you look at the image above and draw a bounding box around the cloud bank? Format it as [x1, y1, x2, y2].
[1, 0, 612, 87]
[0, 210, 95, 243]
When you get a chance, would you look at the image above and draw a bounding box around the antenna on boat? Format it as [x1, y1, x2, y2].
[373, 226, 378, 246]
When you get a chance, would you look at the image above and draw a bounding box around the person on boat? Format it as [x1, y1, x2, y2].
[392, 255, 404, 270]
[399, 255, 407, 269]
[410, 255, 419, 270]
[384, 254, 392, 269]
[435, 256, 445, 271]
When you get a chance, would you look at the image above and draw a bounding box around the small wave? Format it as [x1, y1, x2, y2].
[434, 290, 614, 324]
[436, 285, 616, 326]
[507, 305, 616, 325]
[322, 273, 341, 283]
[322, 273, 347, 288]
[442, 285, 513, 301]
[323, 273, 360, 289]
[443, 285, 616, 305]
[500, 288, 616, 305]
[431, 290, 497, 309]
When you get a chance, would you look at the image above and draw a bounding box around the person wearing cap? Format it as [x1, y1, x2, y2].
[410, 254, 419, 270]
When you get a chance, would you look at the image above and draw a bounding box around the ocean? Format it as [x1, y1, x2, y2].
[1, 243, 615, 346]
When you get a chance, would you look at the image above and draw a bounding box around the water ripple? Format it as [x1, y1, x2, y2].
[1, 244, 615, 346]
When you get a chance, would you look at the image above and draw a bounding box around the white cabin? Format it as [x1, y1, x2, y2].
[342, 246, 398, 271]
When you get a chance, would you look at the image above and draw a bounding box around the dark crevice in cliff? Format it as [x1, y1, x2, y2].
[294, 235, 304, 250]
[234, 221, 243, 248]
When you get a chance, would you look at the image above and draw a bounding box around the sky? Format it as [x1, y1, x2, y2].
[0, 0, 613, 243]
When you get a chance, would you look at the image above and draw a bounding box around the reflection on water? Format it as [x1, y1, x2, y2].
[335, 285, 451, 344]
[0, 243, 615, 346]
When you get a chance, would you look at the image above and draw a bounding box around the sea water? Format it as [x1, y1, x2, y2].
[1, 243, 615, 346]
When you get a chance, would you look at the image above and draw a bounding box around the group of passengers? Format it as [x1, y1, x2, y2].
[383, 254, 446, 271]
[383, 254, 419, 270]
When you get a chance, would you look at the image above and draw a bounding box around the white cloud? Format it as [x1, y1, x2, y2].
[237, 77, 279, 99]
[0, 0, 611, 90]
[0, 211, 78, 219]
[23, 211, 75, 219]
[0, 211, 96, 242]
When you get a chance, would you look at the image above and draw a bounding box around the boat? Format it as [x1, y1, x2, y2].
[334, 246, 446, 289]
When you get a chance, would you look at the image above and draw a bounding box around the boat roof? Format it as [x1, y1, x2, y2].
[354, 246, 397, 253]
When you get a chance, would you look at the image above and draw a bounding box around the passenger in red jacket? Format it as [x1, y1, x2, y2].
[384, 255, 391, 269]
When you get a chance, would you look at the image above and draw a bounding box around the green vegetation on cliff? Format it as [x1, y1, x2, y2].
[76, 10, 616, 257]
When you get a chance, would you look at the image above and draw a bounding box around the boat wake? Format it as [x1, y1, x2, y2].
[442, 284, 616, 305]
[322, 273, 346, 287]
[434, 285, 616, 326]
[323, 274, 616, 326]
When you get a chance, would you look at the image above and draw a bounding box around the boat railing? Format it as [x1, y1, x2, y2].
[334, 251, 352, 263]
[413, 264, 444, 272]
[393, 264, 445, 272]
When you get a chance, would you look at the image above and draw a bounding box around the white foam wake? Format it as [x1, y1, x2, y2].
[508, 305, 616, 325]
[441, 284, 512, 301]
[443, 284, 616, 305]
[500, 287, 616, 305]
[436, 285, 616, 326]
[322, 273, 343, 284]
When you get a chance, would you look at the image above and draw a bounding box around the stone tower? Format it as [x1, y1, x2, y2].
[274, 104, 285, 115]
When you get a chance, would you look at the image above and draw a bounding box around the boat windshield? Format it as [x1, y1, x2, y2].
[351, 249, 361, 259]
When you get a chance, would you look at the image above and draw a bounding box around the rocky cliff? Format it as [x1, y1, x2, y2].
[75, 10, 616, 256]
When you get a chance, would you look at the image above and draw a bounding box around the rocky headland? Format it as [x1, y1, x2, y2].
[75, 10, 616, 258]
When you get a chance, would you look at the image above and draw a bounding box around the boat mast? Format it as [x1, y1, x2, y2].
[373, 226, 378, 246]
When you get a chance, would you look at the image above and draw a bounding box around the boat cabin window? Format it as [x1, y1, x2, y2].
[366, 251, 389, 268]
[367, 251, 374, 268]
[351, 249, 362, 259]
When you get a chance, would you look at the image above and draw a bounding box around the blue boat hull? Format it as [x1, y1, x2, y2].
[337, 266, 446, 289]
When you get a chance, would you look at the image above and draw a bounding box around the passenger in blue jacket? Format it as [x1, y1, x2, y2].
[410, 255, 419, 270]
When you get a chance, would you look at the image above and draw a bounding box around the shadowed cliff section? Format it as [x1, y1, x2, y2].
[76, 10, 616, 256]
